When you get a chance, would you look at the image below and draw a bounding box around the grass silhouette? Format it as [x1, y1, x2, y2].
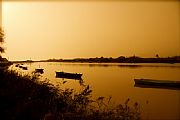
[0, 68, 141, 120]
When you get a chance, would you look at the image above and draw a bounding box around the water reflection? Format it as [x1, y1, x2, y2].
[56, 77, 84, 86]
[118, 64, 141, 68]
[12, 62, 180, 120]
[45, 62, 180, 68]
[134, 84, 180, 91]
[89, 64, 110, 67]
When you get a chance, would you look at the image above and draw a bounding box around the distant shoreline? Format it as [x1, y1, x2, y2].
[11, 56, 180, 63]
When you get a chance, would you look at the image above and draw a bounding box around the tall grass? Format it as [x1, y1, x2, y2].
[0, 68, 141, 120]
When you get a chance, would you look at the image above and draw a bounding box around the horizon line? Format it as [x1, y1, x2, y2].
[6, 55, 180, 61]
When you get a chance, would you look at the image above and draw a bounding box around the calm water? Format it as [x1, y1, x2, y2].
[12, 62, 180, 120]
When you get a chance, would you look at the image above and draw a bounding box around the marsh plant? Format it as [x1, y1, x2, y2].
[0, 68, 141, 120]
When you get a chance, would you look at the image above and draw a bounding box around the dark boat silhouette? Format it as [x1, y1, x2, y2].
[134, 79, 180, 88]
[56, 71, 82, 80]
[35, 68, 44, 74]
[15, 64, 20, 67]
[22, 66, 28, 70]
[19, 65, 23, 68]
[19, 65, 27, 70]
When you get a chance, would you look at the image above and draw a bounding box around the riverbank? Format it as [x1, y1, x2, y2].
[11, 56, 180, 64]
[0, 67, 141, 120]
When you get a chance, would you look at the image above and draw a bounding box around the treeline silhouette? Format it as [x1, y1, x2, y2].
[43, 56, 180, 63]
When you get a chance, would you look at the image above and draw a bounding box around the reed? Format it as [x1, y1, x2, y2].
[0, 68, 141, 120]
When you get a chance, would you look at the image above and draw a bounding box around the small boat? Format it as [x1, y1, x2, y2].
[22, 66, 28, 70]
[35, 68, 44, 74]
[15, 64, 20, 67]
[134, 79, 180, 88]
[19, 65, 23, 68]
[56, 71, 82, 80]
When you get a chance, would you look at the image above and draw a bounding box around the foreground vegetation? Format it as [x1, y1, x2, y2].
[0, 67, 141, 120]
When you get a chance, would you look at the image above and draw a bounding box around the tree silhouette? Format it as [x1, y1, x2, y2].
[0, 27, 5, 56]
[155, 54, 159, 58]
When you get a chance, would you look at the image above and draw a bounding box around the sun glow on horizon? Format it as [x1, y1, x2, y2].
[2, 1, 180, 61]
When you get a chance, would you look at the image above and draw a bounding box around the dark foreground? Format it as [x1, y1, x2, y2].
[0, 68, 141, 120]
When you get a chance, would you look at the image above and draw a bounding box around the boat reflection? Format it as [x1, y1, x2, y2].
[134, 84, 180, 90]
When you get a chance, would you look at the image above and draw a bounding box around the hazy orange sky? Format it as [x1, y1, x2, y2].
[1, 1, 180, 60]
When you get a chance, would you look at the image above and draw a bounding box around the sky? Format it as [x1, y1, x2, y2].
[1, 0, 180, 61]
[0, 1, 1, 26]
